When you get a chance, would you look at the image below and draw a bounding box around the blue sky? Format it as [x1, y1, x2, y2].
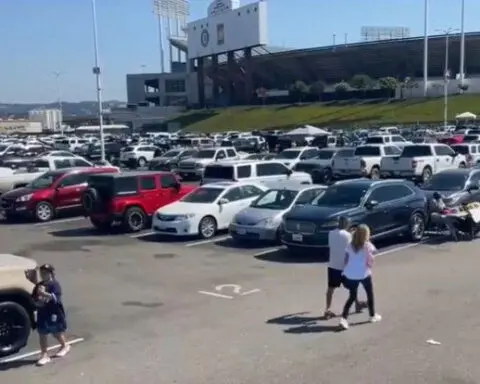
[0, 0, 477, 103]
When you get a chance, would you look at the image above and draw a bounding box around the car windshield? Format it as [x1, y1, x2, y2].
[196, 150, 216, 159]
[365, 137, 384, 144]
[28, 171, 64, 189]
[312, 184, 368, 207]
[181, 187, 224, 203]
[316, 151, 334, 159]
[163, 150, 181, 157]
[276, 150, 301, 159]
[423, 173, 468, 191]
[401, 145, 432, 157]
[251, 189, 298, 209]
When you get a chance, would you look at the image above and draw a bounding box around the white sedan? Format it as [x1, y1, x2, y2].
[152, 181, 269, 239]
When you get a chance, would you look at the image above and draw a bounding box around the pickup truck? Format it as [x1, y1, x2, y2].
[176, 147, 245, 180]
[332, 144, 402, 179]
[0, 156, 99, 194]
[380, 144, 467, 183]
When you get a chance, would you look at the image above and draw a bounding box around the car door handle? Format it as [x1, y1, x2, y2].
[436, 159, 440, 162]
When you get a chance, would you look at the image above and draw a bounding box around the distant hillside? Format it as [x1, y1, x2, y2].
[0, 101, 126, 118]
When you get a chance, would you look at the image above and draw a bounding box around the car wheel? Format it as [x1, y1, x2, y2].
[323, 167, 333, 184]
[198, 216, 217, 239]
[35, 201, 54, 222]
[370, 166, 380, 180]
[123, 207, 146, 232]
[459, 162, 466, 168]
[407, 212, 425, 242]
[137, 157, 147, 168]
[90, 218, 112, 232]
[0, 301, 31, 358]
[421, 166, 432, 183]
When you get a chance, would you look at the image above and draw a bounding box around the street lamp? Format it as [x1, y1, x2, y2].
[436, 28, 459, 129]
[52, 71, 64, 135]
[459, 0, 466, 86]
[153, 0, 190, 73]
[422, 0, 429, 97]
[90, 0, 105, 161]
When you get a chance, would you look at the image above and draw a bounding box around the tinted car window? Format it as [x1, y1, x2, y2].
[423, 172, 468, 191]
[54, 159, 72, 169]
[336, 149, 355, 157]
[140, 176, 156, 190]
[237, 165, 251, 178]
[161, 174, 177, 188]
[204, 165, 234, 180]
[222, 187, 244, 202]
[435, 146, 455, 156]
[452, 145, 469, 155]
[312, 184, 368, 207]
[226, 149, 236, 157]
[73, 159, 91, 167]
[59, 173, 89, 187]
[365, 137, 384, 144]
[316, 150, 335, 160]
[240, 185, 264, 198]
[32, 159, 49, 168]
[401, 145, 432, 157]
[296, 189, 324, 205]
[256, 162, 288, 176]
[368, 185, 412, 203]
[116, 177, 138, 194]
[354, 146, 381, 156]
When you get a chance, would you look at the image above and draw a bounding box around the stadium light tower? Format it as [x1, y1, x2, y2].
[423, 0, 429, 97]
[436, 27, 459, 129]
[90, 0, 106, 161]
[459, 0, 466, 86]
[153, 0, 190, 73]
[52, 71, 64, 135]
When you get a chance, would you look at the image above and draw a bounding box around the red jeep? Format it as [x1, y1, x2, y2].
[0, 167, 119, 222]
[82, 171, 197, 232]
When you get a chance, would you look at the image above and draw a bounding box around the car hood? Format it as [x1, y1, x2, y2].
[234, 207, 284, 224]
[153, 157, 175, 163]
[423, 189, 465, 200]
[0, 253, 37, 271]
[285, 204, 357, 221]
[2, 186, 36, 199]
[157, 201, 213, 215]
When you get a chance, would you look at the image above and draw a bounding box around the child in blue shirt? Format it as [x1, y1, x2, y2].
[33, 264, 70, 366]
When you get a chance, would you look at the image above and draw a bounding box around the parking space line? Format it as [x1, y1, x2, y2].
[198, 290, 234, 299]
[34, 217, 86, 226]
[252, 246, 284, 257]
[185, 235, 230, 247]
[130, 231, 156, 238]
[0, 337, 85, 364]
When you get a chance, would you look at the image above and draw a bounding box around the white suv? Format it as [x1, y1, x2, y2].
[202, 160, 312, 185]
[120, 145, 159, 167]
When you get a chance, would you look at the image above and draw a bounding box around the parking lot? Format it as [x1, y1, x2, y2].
[1, 215, 480, 384]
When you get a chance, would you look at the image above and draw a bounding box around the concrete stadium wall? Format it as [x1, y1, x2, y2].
[398, 75, 480, 98]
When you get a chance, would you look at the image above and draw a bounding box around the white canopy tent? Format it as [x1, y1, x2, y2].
[455, 111, 477, 120]
[283, 125, 329, 136]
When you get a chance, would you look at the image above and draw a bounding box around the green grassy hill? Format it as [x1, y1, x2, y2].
[168, 95, 480, 132]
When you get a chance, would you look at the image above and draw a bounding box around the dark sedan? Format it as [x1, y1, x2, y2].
[281, 179, 428, 252]
[421, 169, 480, 206]
[148, 148, 198, 171]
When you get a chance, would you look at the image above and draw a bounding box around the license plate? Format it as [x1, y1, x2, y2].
[292, 233, 303, 242]
[237, 228, 246, 235]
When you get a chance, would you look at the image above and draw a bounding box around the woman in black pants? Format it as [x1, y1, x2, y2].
[339, 224, 381, 330]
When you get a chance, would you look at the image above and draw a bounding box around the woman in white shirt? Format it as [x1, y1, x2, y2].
[339, 224, 382, 330]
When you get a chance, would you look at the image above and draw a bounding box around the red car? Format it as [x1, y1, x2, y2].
[83, 171, 197, 232]
[0, 167, 119, 222]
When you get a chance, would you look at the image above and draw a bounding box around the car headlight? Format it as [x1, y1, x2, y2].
[176, 213, 195, 220]
[16, 194, 32, 202]
[257, 218, 277, 228]
[195, 163, 204, 168]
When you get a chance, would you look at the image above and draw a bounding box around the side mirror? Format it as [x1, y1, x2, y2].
[285, 168, 293, 176]
[365, 200, 379, 209]
[467, 184, 479, 192]
[218, 198, 229, 205]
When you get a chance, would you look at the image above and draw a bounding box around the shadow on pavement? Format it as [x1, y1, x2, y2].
[137, 233, 197, 243]
[0, 359, 37, 371]
[215, 237, 278, 250]
[255, 248, 329, 264]
[266, 312, 323, 325]
[48, 226, 127, 238]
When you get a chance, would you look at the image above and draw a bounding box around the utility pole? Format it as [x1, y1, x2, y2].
[52, 71, 64, 135]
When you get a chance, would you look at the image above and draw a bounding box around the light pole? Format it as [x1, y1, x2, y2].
[422, 0, 429, 97]
[459, 0, 466, 87]
[52, 71, 64, 135]
[436, 28, 459, 129]
[90, 0, 105, 161]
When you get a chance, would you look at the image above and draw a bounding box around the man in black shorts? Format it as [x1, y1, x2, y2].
[324, 217, 366, 318]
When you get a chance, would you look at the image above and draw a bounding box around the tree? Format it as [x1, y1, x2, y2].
[378, 77, 398, 92]
[349, 74, 373, 91]
[289, 81, 309, 102]
[309, 80, 326, 101]
[333, 81, 349, 94]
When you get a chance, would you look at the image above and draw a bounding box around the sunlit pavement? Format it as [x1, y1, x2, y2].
[0, 216, 479, 384]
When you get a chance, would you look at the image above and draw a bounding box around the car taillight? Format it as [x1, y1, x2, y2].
[411, 160, 417, 168]
[360, 159, 366, 168]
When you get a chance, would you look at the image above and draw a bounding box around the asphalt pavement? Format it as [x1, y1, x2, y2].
[0, 215, 479, 384]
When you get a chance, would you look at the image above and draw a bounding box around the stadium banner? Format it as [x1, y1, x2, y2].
[187, 0, 268, 59]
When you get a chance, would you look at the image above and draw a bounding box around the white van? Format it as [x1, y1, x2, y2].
[201, 160, 312, 185]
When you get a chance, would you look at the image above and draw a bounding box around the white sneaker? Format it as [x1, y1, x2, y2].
[339, 318, 349, 330]
[36, 355, 51, 366]
[54, 345, 71, 358]
[370, 314, 382, 323]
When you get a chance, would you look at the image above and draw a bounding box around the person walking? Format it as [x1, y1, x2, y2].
[33, 264, 70, 366]
[339, 224, 382, 330]
[324, 217, 365, 319]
